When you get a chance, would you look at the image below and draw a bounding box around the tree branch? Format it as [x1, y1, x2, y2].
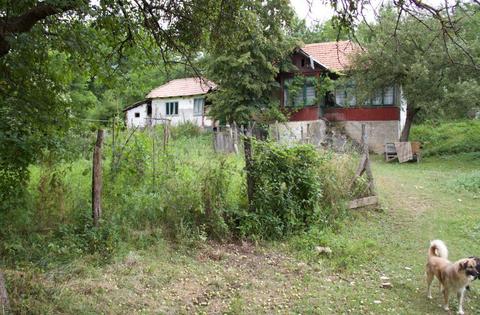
[0, 2, 78, 56]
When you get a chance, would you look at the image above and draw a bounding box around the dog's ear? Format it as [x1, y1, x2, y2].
[461, 261, 468, 270]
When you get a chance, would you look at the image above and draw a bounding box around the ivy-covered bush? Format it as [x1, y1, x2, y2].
[238, 140, 347, 239]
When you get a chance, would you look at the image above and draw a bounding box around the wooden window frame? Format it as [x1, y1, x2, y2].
[334, 84, 397, 107]
[193, 98, 204, 116]
[284, 78, 317, 108]
[166, 102, 179, 116]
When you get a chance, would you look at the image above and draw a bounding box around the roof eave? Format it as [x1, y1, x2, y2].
[296, 48, 330, 71]
[146, 90, 213, 100]
[122, 99, 150, 112]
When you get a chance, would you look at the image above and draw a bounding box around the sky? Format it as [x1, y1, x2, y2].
[290, 0, 457, 26]
[289, 0, 389, 25]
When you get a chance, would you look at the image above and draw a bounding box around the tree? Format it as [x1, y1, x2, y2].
[290, 17, 349, 44]
[349, 5, 480, 141]
[206, 0, 295, 125]
[0, 0, 261, 201]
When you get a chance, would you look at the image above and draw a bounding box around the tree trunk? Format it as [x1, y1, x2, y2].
[0, 270, 9, 313]
[399, 104, 420, 142]
[92, 129, 104, 227]
[243, 136, 255, 212]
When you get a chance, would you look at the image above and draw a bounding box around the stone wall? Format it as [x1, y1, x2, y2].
[272, 120, 327, 147]
[338, 120, 401, 154]
[272, 119, 400, 154]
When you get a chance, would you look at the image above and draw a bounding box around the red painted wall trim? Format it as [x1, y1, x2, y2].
[286, 106, 319, 121]
[324, 107, 400, 121]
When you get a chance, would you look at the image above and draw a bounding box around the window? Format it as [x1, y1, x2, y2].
[335, 89, 346, 107]
[284, 78, 317, 107]
[369, 86, 395, 106]
[383, 86, 395, 105]
[135, 112, 140, 118]
[193, 98, 204, 116]
[372, 90, 383, 106]
[305, 85, 316, 105]
[166, 102, 178, 115]
[335, 84, 356, 107]
[334, 83, 396, 107]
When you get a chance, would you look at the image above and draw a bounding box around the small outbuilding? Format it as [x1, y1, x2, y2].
[124, 77, 216, 128]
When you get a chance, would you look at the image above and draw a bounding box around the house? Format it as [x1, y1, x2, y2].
[124, 77, 216, 128]
[277, 40, 406, 153]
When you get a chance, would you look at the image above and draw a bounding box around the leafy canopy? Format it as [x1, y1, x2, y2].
[349, 5, 480, 139]
[206, 0, 295, 125]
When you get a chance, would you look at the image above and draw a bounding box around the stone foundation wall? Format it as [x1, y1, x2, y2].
[338, 120, 401, 154]
[272, 119, 400, 154]
[272, 120, 327, 147]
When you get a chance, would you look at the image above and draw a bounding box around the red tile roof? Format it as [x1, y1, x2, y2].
[302, 40, 357, 72]
[146, 77, 216, 99]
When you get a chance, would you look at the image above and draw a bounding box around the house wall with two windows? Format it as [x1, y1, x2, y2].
[125, 96, 213, 128]
[151, 96, 213, 127]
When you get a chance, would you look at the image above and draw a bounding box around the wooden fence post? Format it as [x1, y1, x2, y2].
[349, 124, 377, 209]
[92, 129, 104, 227]
[233, 122, 239, 154]
[275, 121, 280, 141]
[243, 135, 255, 212]
[0, 270, 9, 314]
[363, 125, 376, 194]
[163, 120, 170, 152]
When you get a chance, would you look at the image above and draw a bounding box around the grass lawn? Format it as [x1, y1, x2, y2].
[6, 154, 480, 314]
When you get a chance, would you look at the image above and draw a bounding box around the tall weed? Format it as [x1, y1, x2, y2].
[1, 125, 359, 267]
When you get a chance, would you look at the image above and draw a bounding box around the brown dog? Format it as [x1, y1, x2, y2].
[426, 240, 478, 314]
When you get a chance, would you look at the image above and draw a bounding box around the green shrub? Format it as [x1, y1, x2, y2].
[238, 141, 352, 240]
[411, 120, 480, 156]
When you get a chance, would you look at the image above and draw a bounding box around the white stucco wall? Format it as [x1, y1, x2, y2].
[151, 96, 213, 128]
[125, 96, 213, 129]
[125, 103, 148, 128]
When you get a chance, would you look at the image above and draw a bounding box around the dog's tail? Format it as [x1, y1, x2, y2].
[429, 240, 448, 259]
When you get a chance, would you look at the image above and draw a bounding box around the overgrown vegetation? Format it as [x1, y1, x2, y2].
[411, 120, 480, 156]
[4, 153, 480, 314]
[0, 125, 359, 274]
[240, 141, 361, 239]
